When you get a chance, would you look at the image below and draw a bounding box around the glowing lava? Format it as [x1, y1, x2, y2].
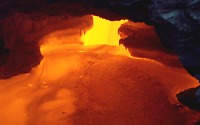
[81, 16, 127, 46]
[81, 16, 163, 63]
[81, 15, 131, 57]
[0, 15, 199, 125]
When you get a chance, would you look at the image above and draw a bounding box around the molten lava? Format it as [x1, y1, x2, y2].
[81, 16, 127, 46]
[81, 15, 131, 57]
[0, 15, 199, 125]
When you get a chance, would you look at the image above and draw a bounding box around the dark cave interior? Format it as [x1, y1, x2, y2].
[0, 0, 200, 125]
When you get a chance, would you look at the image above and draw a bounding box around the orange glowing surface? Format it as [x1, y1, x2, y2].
[81, 15, 131, 57]
[81, 16, 127, 46]
[0, 15, 198, 125]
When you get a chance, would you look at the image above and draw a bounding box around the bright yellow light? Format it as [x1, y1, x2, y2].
[81, 16, 127, 46]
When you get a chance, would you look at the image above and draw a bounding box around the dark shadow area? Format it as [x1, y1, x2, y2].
[119, 22, 182, 68]
[0, 36, 10, 66]
[176, 86, 200, 111]
[194, 120, 200, 125]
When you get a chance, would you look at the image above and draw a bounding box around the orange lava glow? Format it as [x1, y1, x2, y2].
[0, 15, 199, 125]
[81, 15, 131, 57]
[81, 16, 127, 46]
